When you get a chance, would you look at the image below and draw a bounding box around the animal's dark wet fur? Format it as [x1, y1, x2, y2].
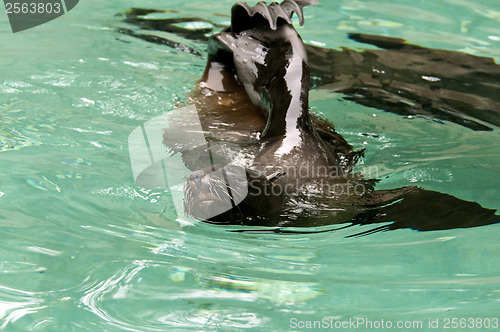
[123, 1, 500, 235]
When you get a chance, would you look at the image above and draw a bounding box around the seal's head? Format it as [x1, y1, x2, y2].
[184, 164, 285, 224]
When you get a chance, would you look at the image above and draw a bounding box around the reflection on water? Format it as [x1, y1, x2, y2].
[0, 285, 45, 329]
[0, 106, 43, 152]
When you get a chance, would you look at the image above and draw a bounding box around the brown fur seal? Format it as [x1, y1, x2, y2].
[175, 0, 500, 233]
[125, 2, 500, 235]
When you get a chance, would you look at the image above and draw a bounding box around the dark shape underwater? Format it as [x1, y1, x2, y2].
[123, 1, 500, 236]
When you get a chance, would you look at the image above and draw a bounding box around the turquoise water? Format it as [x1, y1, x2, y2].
[1, 0, 500, 330]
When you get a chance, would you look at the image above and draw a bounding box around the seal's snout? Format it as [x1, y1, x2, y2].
[189, 169, 206, 189]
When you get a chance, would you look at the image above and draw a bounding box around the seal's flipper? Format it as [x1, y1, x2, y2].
[231, 0, 318, 32]
[350, 187, 500, 236]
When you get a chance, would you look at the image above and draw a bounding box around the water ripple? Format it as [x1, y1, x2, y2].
[0, 286, 45, 329]
[0, 107, 43, 152]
